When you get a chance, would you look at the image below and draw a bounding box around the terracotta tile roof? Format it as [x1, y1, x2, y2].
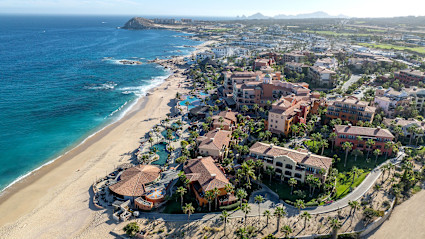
[334, 125, 395, 139]
[250, 142, 333, 170]
[218, 110, 237, 123]
[184, 156, 230, 192]
[109, 165, 160, 197]
[383, 118, 425, 130]
[198, 129, 232, 151]
[212, 117, 232, 126]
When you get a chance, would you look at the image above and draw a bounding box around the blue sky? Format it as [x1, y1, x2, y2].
[1, 0, 424, 18]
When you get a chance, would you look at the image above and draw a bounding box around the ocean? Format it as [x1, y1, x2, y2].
[0, 15, 201, 191]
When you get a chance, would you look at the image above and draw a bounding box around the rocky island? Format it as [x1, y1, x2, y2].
[121, 17, 166, 30]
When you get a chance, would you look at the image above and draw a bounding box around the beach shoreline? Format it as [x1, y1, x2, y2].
[0, 39, 214, 238]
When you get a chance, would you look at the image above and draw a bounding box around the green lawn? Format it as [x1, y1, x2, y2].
[359, 43, 425, 55]
[263, 178, 322, 206]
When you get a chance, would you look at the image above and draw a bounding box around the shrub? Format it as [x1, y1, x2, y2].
[219, 202, 239, 211]
[123, 222, 139, 237]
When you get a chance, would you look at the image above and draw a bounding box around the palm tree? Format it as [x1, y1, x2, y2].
[300, 211, 311, 228]
[295, 199, 305, 213]
[241, 162, 256, 188]
[220, 210, 230, 236]
[274, 206, 286, 231]
[366, 139, 375, 159]
[241, 105, 249, 115]
[329, 132, 337, 151]
[351, 148, 363, 162]
[329, 217, 341, 239]
[281, 225, 293, 238]
[184, 101, 191, 111]
[288, 178, 297, 195]
[291, 124, 298, 137]
[348, 200, 360, 218]
[263, 210, 271, 226]
[255, 195, 264, 227]
[350, 166, 363, 184]
[393, 126, 402, 142]
[373, 149, 381, 163]
[183, 203, 195, 223]
[241, 203, 251, 226]
[407, 125, 417, 145]
[342, 142, 353, 167]
[384, 141, 393, 159]
[205, 191, 214, 212]
[213, 187, 221, 210]
[254, 160, 263, 175]
[253, 104, 259, 118]
[177, 186, 187, 208]
[225, 183, 234, 195]
[320, 139, 329, 155]
[265, 130, 272, 141]
[266, 166, 275, 182]
[236, 188, 247, 208]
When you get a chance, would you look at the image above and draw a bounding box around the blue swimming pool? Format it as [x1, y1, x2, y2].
[179, 95, 202, 110]
[151, 143, 168, 166]
[161, 130, 180, 141]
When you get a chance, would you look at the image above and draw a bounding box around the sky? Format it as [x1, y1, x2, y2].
[0, 0, 424, 18]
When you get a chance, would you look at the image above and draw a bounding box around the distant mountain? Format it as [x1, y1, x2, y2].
[246, 12, 270, 20]
[242, 11, 348, 20]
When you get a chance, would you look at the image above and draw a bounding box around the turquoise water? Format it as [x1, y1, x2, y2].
[151, 143, 168, 166]
[0, 15, 201, 191]
[179, 96, 203, 109]
[161, 130, 180, 141]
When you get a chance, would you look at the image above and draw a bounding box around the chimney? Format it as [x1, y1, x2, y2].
[377, 126, 381, 129]
[211, 173, 216, 178]
[269, 144, 274, 149]
[307, 152, 312, 157]
[197, 156, 202, 159]
[348, 123, 352, 128]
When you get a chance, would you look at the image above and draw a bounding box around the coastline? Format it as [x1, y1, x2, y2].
[0, 39, 214, 237]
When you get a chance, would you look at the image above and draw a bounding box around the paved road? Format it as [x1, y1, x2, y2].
[342, 74, 361, 91]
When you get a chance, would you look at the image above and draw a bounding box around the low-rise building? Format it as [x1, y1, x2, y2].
[308, 66, 336, 87]
[326, 96, 376, 125]
[253, 58, 275, 70]
[197, 129, 232, 159]
[285, 62, 309, 74]
[395, 69, 425, 84]
[212, 110, 237, 131]
[334, 125, 395, 156]
[383, 117, 425, 139]
[374, 87, 411, 117]
[268, 93, 322, 136]
[282, 52, 306, 63]
[249, 142, 333, 182]
[314, 57, 338, 70]
[196, 51, 215, 61]
[184, 156, 236, 207]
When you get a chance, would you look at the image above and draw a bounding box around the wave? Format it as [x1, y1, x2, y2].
[0, 73, 171, 195]
[84, 82, 117, 90]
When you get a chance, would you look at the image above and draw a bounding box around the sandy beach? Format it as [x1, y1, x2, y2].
[0, 40, 214, 238]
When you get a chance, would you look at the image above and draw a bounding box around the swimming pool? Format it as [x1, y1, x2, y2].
[151, 143, 168, 166]
[179, 95, 202, 110]
[161, 130, 180, 141]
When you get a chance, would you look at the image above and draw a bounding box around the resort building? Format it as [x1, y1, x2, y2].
[406, 87, 425, 113]
[222, 71, 262, 95]
[374, 87, 411, 117]
[231, 74, 311, 110]
[109, 165, 162, 210]
[249, 142, 333, 183]
[285, 62, 309, 74]
[394, 69, 425, 84]
[334, 125, 395, 156]
[197, 129, 232, 159]
[196, 51, 215, 61]
[383, 117, 425, 139]
[211, 110, 237, 131]
[314, 57, 338, 70]
[308, 66, 336, 87]
[326, 96, 376, 125]
[282, 52, 306, 63]
[268, 93, 322, 136]
[183, 156, 236, 207]
[253, 58, 275, 70]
